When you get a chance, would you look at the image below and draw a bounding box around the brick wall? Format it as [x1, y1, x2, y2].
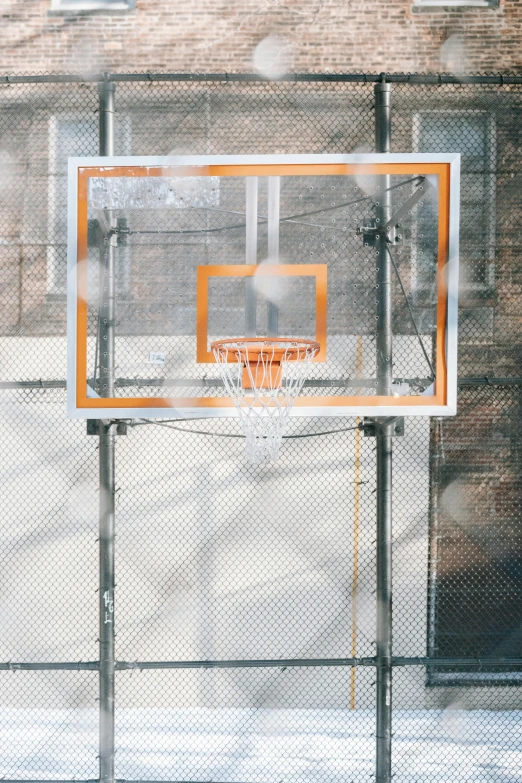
[0, 0, 521, 75]
[429, 387, 522, 678]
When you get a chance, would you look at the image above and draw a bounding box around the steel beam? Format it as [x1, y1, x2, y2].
[267, 175, 281, 335]
[98, 77, 116, 783]
[4, 376, 522, 392]
[0, 662, 100, 670]
[374, 80, 393, 783]
[245, 176, 258, 336]
[1, 656, 520, 672]
[3, 72, 522, 85]
[116, 657, 377, 670]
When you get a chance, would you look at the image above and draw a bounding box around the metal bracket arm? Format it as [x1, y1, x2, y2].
[362, 417, 404, 437]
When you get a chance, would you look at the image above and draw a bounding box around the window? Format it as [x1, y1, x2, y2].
[50, 0, 135, 12]
[47, 117, 97, 294]
[414, 110, 496, 290]
[413, 1, 498, 7]
[47, 115, 131, 293]
[427, 397, 522, 685]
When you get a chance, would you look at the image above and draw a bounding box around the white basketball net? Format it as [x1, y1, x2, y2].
[211, 339, 319, 464]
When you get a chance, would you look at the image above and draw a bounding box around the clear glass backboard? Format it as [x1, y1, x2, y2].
[67, 154, 459, 418]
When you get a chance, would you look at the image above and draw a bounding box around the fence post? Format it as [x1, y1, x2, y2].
[98, 76, 116, 783]
[374, 78, 393, 783]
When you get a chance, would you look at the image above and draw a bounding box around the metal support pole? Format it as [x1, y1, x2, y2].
[267, 176, 280, 335]
[98, 78, 116, 783]
[245, 177, 258, 336]
[374, 80, 393, 783]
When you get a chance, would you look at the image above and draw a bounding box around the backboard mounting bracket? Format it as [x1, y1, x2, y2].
[87, 420, 128, 435]
[362, 417, 405, 437]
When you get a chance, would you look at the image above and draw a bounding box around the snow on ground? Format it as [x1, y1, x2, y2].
[1, 708, 522, 782]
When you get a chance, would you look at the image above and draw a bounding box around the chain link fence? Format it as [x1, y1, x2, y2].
[0, 74, 521, 782]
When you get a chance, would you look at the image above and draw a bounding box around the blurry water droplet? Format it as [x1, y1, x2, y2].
[440, 34, 469, 75]
[253, 36, 294, 80]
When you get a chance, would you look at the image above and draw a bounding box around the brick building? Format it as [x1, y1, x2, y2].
[1, 0, 521, 75]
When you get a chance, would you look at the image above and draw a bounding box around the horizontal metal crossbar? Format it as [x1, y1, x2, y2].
[1, 72, 522, 85]
[0, 661, 100, 670]
[2, 376, 521, 391]
[393, 657, 522, 667]
[457, 377, 522, 386]
[1, 657, 521, 671]
[116, 657, 375, 669]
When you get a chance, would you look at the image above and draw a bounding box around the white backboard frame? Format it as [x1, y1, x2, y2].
[67, 153, 460, 419]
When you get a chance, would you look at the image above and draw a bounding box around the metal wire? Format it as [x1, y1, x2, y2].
[386, 244, 436, 380]
[128, 175, 425, 236]
[128, 418, 362, 439]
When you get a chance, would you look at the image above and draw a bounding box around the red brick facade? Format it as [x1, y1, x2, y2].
[1, 0, 521, 75]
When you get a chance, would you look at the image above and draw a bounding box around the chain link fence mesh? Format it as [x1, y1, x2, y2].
[391, 666, 521, 782]
[115, 667, 377, 783]
[0, 76, 521, 781]
[0, 670, 98, 779]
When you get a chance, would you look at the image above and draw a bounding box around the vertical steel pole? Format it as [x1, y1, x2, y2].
[267, 176, 280, 336]
[98, 78, 116, 783]
[374, 79, 393, 783]
[245, 177, 258, 336]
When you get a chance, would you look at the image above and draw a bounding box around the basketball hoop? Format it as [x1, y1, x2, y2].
[211, 338, 320, 464]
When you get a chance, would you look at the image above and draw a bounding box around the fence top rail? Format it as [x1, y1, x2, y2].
[1, 72, 522, 86]
[2, 657, 521, 671]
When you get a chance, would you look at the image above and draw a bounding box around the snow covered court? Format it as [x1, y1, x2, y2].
[2, 708, 522, 782]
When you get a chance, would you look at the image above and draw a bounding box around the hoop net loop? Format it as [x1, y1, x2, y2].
[211, 338, 320, 464]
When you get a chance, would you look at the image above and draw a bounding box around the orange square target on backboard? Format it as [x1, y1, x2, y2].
[196, 264, 328, 363]
[67, 154, 459, 419]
